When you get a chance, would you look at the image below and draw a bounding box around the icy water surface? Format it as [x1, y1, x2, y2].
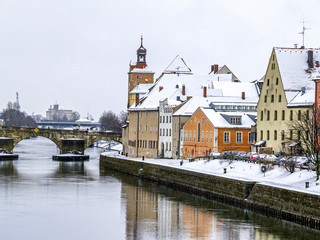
[0, 137, 319, 240]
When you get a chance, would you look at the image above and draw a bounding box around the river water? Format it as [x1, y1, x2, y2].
[0, 137, 319, 240]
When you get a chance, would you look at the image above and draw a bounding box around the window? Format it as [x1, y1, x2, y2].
[248, 132, 252, 143]
[281, 130, 285, 141]
[197, 123, 201, 142]
[166, 116, 168, 123]
[267, 111, 270, 120]
[194, 117, 196, 125]
[160, 129, 162, 136]
[210, 131, 212, 142]
[206, 131, 208, 142]
[169, 116, 171, 123]
[169, 142, 171, 151]
[236, 132, 242, 143]
[274, 130, 277, 140]
[279, 95, 282, 102]
[267, 130, 270, 140]
[260, 111, 263, 121]
[298, 131, 301, 140]
[260, 130, 263, 140]
[193, 131, 196, 141]
[186, 131, 188, 141]
[267, 79, 270, 86]
[298, 110, 301, 120]
[230, 116, 241, 125]
[264, 95, 267, 103]
[290, 110, 293, 120]
[166, 129, 168, 136]
[276, 78, 279, 85]
[202, 118, 204, 124]
[160, 117, 162, 123]
[224, 132, 230, 143]
[145, 112, 147, 118]
[189, 130, 192, 141]
[271, 95, 274, 102]
[140, 112, 142, 118]
[290, 130, 293, 140]
[274, 110, 277, 121]
[282, 110, 285, 120]
[202, 131, 204, 142]
[306, 110, 309, 120]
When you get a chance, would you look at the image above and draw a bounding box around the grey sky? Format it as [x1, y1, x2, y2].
[0, 0, 319, 120]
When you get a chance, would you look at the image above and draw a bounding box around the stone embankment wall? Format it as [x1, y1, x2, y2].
[100, 155, 320, 230]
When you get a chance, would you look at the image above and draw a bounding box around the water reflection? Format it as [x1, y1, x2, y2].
[101, 169, 320, 240]
[0, 161, 18, 177]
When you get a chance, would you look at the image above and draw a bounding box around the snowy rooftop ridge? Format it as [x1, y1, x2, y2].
[275, 47, 320, 93]
[162, 55, 192, 74]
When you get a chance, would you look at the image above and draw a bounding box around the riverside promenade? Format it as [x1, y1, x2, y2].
[100, 152, 320, 230]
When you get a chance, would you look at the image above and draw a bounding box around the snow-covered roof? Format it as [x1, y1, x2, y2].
[130, 73, 259, 112]
[76, 118, 92, 123]
[275, 47, 320, 101]
[162, 55, 192, 74]
[287, 90, 314, 107]
[130, 83, 154, 95]
[201, 107, 256, 129]
[129, 66, 154, 74]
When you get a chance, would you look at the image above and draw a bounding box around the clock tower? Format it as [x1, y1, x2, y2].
[127, 36, 154, 108]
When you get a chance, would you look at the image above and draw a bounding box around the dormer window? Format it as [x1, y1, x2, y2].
[230, 116, 241, 125]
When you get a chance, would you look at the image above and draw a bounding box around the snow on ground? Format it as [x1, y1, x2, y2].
[101, 152, 320, 195]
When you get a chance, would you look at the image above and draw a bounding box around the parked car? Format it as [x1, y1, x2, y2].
[266, 154, 277, 161]
[258, 154, 268, 160]
[210, 152, 221, 157]
[249, 152, 259, 160]
[236, 151, 247, 159]
[295, 156, 309, 166]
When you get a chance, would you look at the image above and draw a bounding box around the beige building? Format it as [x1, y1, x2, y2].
[256, 47, 319, 153]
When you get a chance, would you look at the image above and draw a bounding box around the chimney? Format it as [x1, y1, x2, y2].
[214, 64, 219, 74]
[159, 86, 163, 92]
[135, 94, 139, 107]
[241, 92, 245, 100]
[203, 86, 207, 98]
[176, 84, 179, 88]
[182, 84, 185, 95]
[308, 50, 314, 69]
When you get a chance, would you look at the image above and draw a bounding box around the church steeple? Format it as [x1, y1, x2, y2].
[136, 35, 147, 67]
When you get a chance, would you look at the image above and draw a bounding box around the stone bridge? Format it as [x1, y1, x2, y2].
[0, 126, 122, 154]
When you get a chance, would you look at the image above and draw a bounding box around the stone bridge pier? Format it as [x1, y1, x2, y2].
[0, 126, 122, 155]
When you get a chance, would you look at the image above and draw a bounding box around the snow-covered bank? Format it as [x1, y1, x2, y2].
[101, 152, 320, 195]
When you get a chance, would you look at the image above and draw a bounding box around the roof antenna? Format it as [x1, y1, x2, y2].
[299, 19, 310, 48]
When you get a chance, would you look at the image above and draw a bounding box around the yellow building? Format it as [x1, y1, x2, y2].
[256, 47, 319, 153]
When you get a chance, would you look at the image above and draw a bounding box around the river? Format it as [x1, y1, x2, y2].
[0, 137, 319, 240]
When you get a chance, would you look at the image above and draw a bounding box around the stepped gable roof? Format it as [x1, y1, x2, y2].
[274, 47, 320, 101]
[201, 107, 256, 129]
[163, 55, 192, 74]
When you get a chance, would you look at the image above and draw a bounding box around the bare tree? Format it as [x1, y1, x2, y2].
[99, 111, 121, 132]
[286, 106, 320, 180]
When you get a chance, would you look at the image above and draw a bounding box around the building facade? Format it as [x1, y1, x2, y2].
[256, 47, 319, 153]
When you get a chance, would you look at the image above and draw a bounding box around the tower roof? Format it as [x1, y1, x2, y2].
[137, 35, 146, 55]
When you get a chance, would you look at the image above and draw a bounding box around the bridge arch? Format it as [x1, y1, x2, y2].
[0, 126, 122, 154]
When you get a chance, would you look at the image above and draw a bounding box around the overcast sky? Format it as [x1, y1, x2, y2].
[0, 0, 319, 121]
